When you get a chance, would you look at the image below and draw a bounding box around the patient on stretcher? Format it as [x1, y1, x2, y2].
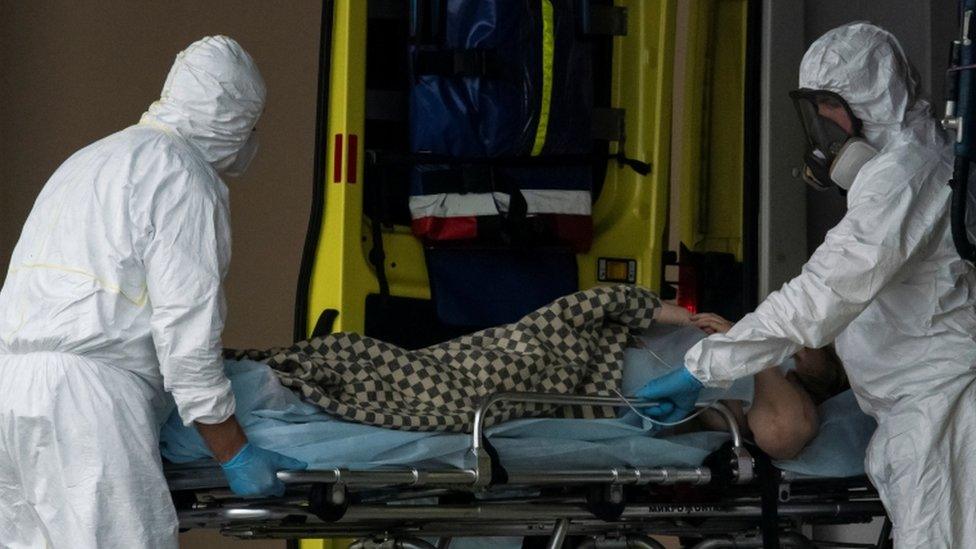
[642, 303, 849, 460]
[161, 295, 855, 470]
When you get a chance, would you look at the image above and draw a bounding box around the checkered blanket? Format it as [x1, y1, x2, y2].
[227, 285, 661, 432]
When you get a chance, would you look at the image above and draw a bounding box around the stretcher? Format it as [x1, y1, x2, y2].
[166, 391, 890, 548]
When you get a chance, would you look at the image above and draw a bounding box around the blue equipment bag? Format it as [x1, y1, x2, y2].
[406, 0, 609, 327]
[409, 0, 594, 158]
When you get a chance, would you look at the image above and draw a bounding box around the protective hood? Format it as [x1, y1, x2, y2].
[798, 22, 919, 149]
[140, 35, 266, 174]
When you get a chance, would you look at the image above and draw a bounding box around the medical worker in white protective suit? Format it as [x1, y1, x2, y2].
[637, 23, 976, 548]
[0, 36, 306, 548]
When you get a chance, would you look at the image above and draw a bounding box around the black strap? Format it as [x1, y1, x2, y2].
[757, 451, 781, 549]
[416, 164, 534, 246]
[611, 150, 652, 176]
[367, 167, 392, 302]
[482, 437, 509, 486]
[368, 218, 390, 300]
[489, 170, 532, 247]
[311, 309, 339, 338]
[418, 164, 497, 195]
[878, 517, 894, 548]
[414, 49, 504, 78]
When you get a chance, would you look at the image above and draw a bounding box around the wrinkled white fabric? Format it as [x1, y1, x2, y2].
[685, 23, 976, 547]
[224, 130, 260, 177]
[141, 35, 266, 175]
[0, 355, 178, 548]
[798, 23, 919, 149]
[0, 35, 264, 548]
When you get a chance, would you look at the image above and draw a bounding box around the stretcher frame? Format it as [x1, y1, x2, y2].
[167, 391, 890, 548]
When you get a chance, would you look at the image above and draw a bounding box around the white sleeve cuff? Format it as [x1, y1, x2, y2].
[175, 378, 236, 426]
[684, 339, 734, 389]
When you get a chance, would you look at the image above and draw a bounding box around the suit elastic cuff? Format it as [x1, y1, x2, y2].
[684, 344, 733, 390]
[176, 379, 236, 426]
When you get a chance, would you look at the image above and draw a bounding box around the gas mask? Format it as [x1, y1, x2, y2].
[789, 89, 877, 192]
[220, 130, 260, 178]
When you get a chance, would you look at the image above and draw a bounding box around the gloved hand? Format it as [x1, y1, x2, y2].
[633, 367, 704, 424]
[220, 443, 308, 498]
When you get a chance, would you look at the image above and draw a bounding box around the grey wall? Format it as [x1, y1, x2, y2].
[805, 0, 937, 95]
[759, 0, 809, 297]
[801, 0, 957, 253]
[0, 1, 321, 353]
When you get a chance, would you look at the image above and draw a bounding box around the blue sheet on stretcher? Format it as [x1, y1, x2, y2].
[160, 327, 876, 479]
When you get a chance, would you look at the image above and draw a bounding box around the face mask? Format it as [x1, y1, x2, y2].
[828, 138, 878, 190]
[790, 89, 877, 191]
[222, 130, 260, 178]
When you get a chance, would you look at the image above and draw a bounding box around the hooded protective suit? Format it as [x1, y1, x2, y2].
[683, 23, 976, 547]
[0, 36, 265, 548]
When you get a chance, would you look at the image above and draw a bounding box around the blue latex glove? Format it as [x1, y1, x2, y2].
[633, 367, 704, 424]
[220, 443, 308, 498]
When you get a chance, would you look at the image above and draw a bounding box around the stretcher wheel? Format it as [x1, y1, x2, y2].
[169, 489, 197, 512]
[309, 483, 350, 522]
[702, 441, 742, 488]
[585, 485, 626, 521]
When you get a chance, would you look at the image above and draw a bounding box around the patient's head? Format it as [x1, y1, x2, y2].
[789, 345, 848, 405]
[794, 345, 842, 373]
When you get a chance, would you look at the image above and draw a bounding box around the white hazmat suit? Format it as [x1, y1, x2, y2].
[0, 36, 265, 548]
[685, 23, 976, 547]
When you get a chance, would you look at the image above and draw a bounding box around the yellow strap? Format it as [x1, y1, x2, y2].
[530, 0, 555, 156]
[10, 262, 149, 307]
[137, 115, 178, 137]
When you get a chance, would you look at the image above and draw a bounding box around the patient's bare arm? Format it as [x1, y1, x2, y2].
[747, 369, 819, 459]
[654, 302, 693, 326]
[789, 347, 849, 403]
[691, 312, 820, 460]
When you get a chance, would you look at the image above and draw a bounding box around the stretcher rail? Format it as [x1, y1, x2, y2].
[180, 497, 886, 544]
[170, 391, 883, 545]
[469, 392, 750, 486]
[270, 393, 747, 490]
[169, 392, 751, 494]
[181, 500, 886, 526]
